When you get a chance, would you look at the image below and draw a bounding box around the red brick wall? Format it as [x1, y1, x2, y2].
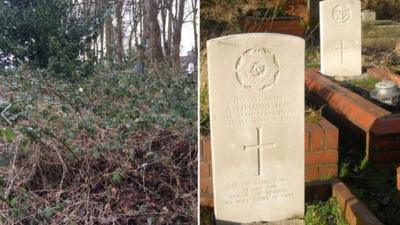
[200, 117, 339, 207]
[285, 0, 310, 24]
[397, 167, 400, 191]
[369, 134, 400, 163]
[240, 0, 309, 36]
[241, 19, 306, 37]
[305, 119, 339, 181]
[200, 138, 214, 207]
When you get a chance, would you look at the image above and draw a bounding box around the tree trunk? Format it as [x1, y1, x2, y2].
[144, 0, 163, 61]
[105, 0, 113, 61]
[171, 0, 185, 71]
[116, 0, 124, 63]
[192, 0, 198, 60]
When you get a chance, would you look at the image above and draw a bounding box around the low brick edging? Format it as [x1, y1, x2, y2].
[332, 179, 384, 225]
[240, 19, 305, 37]
[305, 118, 339, 181]
[305, 68, 400, 164]
[200, 117, 339, 206]
[200, 138, 214, 207]
[305, 68, 390, 133]
[397, 167, 400, 191]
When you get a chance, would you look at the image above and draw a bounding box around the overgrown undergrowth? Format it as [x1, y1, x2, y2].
[0, 67, 197, 224]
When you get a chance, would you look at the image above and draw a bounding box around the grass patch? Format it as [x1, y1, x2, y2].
[305, 106, 324, 123]
[306, 47, 320, 68]
[200, 207, 214, 225]
[305, 198, 349, 225]
[200, 82, 210, 137]
[200, 50, 210, 137]
[344, 76, 380, 92]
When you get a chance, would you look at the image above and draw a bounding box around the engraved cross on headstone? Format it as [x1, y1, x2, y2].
[244, 127, 276, 176]
[335, 40, 348, 64]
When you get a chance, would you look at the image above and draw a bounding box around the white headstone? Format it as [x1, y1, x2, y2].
[361, 10, 376, 22]
[320, 0, 362, 77]
[207, 33, 305, 224]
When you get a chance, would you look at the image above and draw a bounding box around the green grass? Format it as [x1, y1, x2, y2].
[305, 198, 349, 225]
[200, 207, 214, 225]
[200, 81, 210, 137]
[345, 76, 380, 92]
[306, 47, 320, 68]
[305, 106, 324, 123]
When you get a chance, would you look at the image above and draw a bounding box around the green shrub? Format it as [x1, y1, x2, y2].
[0, 0, 105, 79]
[363, 0, 400, 21]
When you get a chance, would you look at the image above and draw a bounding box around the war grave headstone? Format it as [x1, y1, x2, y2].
[320, 0, 362, 77]
[207, 33, 305, 224]
[361, 10, 376, 22]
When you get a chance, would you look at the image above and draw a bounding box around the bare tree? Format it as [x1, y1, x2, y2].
[170, 0, 186, 71]
[104, 0, 113, 61]
[144, 0, 163, 61]
[191, 0, 198, 59]
[74, 0, 196, 69]
[115, 0, 125, 63]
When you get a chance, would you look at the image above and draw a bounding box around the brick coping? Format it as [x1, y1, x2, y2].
[397, 167, 400, 191]
[305, 68, 400, 135]
[331, 179, 384, 225]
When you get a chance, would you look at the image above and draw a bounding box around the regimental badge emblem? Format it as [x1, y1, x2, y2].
[332, 4, 351, 24]
[235, 48, 280, 91]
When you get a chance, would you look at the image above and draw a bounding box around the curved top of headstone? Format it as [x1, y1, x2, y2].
[321, 0, 361, 4]
[207, 33, 304, 45]
[207, 33, 304, 92]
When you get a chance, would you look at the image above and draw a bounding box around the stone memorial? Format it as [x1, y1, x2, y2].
[207, 33, 305, 224]
[320, 0, 362, 77]
[361, 10, 376, 22]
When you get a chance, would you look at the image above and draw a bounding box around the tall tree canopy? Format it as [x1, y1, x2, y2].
[0, 0, 103, 73]
[0, 0, 197, 77]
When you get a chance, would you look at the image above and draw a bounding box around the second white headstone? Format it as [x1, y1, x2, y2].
[320, 0, 362, 77]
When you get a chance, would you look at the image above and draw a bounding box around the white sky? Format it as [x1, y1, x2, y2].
[179, 0, 198, 56]
[181, 20, 196, 56]
[112, 1, 198, 57]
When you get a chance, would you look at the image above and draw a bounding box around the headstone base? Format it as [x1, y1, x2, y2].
[216, 219, 304, 225]
[332, 72, 368, 81]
